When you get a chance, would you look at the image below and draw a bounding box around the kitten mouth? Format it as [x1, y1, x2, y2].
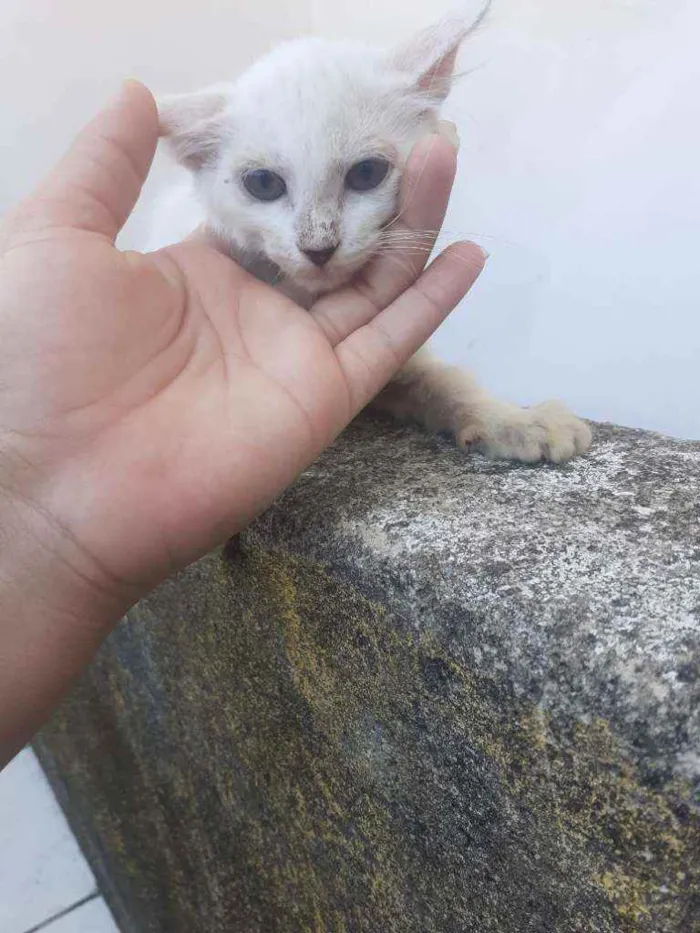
[293, 261, 359, 293]
[298, 251, 373, 288]
[293, 266, 345, 295]
[267, 249, 375, 296]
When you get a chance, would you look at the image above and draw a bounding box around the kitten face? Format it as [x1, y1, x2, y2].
[159, 11, 484, 295]
[201, 42, 438, 294]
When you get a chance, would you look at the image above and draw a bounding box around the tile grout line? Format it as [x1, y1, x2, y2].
[20, 891, 101, 933]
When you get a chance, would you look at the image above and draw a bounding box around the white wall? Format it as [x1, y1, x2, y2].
[0, 0, 310, 209]
[435, 0, 700, 439]
[2, 0, 698, 438]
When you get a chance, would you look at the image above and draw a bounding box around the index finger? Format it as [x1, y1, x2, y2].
[336, 241, 487, 413]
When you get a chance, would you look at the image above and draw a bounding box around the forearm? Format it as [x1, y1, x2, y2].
[0, 488, 127, 767]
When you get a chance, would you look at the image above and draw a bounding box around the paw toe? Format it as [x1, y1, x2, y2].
[456, 424, 482, 448]
[546, 435, 577, 463]
[532, 401, 592, 463]
[455, 401, 591, 464]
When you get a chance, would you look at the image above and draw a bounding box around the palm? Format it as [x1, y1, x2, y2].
[0, 82, 481, 598]
[1, 230, 356, 581]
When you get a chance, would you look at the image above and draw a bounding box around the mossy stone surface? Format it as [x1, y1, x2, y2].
[37, 417, 700, 932]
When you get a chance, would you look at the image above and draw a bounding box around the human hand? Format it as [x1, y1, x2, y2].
[0, 82, 484, 760]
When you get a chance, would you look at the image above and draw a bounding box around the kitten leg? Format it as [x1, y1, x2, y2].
[371, 349, 592, 463]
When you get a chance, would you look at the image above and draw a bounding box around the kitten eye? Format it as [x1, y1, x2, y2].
[242, 169, 286, 202]
[345, 158, 390, 192]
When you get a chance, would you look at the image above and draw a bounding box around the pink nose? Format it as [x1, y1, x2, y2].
[302, 245, 338, 267]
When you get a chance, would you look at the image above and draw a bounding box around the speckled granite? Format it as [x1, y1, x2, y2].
[36, 416, 700, 933]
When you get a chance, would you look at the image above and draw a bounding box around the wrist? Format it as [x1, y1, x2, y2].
[0, 438, 139, 615]
[0, 471, 131, 765]
[0, 486, 125, 616]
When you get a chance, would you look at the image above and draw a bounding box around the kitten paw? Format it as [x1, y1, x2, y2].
[457, 400, 592, 463]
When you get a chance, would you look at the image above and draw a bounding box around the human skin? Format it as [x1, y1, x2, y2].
[0, 81, 485, 766]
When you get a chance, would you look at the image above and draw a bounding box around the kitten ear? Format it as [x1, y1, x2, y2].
[390, 3, 490, 102]
[157, 88, 230, 171]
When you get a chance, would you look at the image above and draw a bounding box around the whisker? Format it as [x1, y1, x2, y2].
[379, 252, 415, 278]
[376, 244, 484, 271]
[377, 245, 434, 253]
[377, 232, 438, 246]
[380, 228, 502, 241]
[379, 228, 437, 237]
[379, 228, 523, 251]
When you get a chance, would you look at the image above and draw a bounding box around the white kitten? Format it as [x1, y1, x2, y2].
[148, 7, 591, 463]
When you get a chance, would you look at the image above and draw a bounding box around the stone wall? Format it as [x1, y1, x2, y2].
[36, 416, 700, 932]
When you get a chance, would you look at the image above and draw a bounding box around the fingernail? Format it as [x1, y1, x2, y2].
[437, 120, 460, 151]
[476, 244, 490, 261]
[113, 78, 150, 105]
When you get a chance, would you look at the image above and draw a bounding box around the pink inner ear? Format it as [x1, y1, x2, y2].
[157, 90, 229, 171]
[392, 6, 491, 101]
[416, 44, 460, 97]
[157, 91, 228, 140]
[166, 120, 225, 171]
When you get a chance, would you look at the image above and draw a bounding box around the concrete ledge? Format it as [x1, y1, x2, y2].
[36, 416, 700, 932]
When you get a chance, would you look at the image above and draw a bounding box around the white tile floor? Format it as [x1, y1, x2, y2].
[0, 749, 119, 933]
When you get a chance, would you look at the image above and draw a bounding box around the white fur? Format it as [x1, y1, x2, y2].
[154, 34, 457, 296]
[147, 6, 593, 463]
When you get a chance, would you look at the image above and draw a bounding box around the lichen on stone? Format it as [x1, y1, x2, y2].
[36, 417, 700, 932]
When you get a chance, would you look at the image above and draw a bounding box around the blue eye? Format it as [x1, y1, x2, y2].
[243, 169, 286, 201]
[345, 158, 390, 192]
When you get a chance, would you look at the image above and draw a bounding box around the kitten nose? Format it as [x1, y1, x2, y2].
[302, 245, 338, 267]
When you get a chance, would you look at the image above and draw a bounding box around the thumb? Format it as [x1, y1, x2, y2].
[29, 81, 159, 241]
